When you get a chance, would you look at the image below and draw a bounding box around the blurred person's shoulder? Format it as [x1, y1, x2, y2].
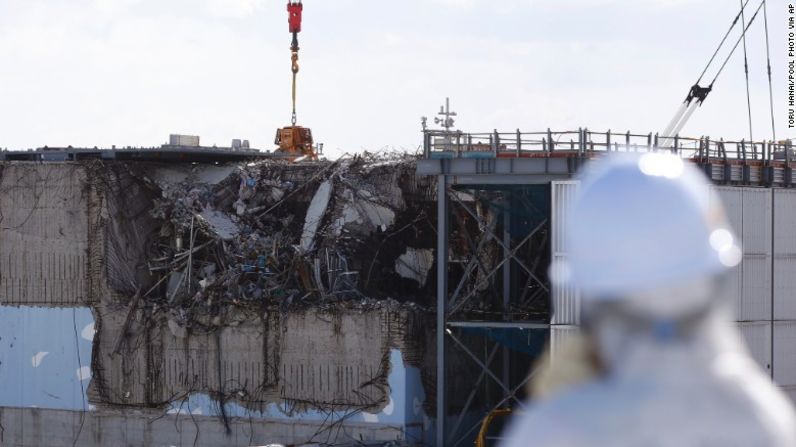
[500, 370, 796, 447]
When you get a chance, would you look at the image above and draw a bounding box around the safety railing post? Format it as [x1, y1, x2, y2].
[493, 129, 500, 157]
[741, 140, 747, 162]
[586, 128, 591, 153]
[705, 137, 711, 159]
[626, 131, 631, 151]
[548, 128, 554, 153]
[516, 129, 521, 157]
[606, 130, 612, 152]
[720, 138, 727, 162]
[673, 135, 679, 155]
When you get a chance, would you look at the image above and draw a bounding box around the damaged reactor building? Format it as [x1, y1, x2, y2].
[0, 148, 548, 446]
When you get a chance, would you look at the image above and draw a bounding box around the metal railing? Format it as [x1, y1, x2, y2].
[423, 128, 794, 164]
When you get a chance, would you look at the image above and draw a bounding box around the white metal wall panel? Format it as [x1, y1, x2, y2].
[774, 189, 796, 254]
[774, 189, 796, 320]
[713, 187, 743, 318]
[714, 187, 773, 322]
[775, 258, 796, 320]
[551, 181, 580, 325]
[737, 321, 772, 375]
[713, 187, 742, 237]
[740, 255, 772, 321]
[774, 321, 796, 387]
[724, 262, 743, 319]
[550, 325, 580, 366]
[741, 188, 772, 255]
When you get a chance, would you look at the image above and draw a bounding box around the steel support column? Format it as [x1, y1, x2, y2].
[502, 200, 511, 393]
[436, 175, 449, 446]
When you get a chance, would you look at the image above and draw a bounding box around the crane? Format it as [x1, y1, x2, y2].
[274, 0, 318, 160]
[660, 0, 774, 147]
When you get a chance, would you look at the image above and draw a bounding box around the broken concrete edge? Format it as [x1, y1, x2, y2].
[0, 405, 419, 446]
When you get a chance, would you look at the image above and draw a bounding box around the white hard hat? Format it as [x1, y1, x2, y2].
[560, 152, 741, 307]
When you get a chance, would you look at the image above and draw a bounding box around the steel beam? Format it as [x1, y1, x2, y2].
[436, 175, 449, 447]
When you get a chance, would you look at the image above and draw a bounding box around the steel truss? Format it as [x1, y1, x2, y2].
[435, 177, 551, 446]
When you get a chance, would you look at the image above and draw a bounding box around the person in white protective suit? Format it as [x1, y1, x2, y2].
[501, 152, 796, 447]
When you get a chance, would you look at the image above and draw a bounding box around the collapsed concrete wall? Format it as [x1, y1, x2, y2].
[0, 158, 438, 445]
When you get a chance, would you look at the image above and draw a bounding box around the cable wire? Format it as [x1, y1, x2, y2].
[710, 0, 765, 87]
[762, 0, 776, 141]
[696, 0, 751, 84]
[740, 0, 754, 142]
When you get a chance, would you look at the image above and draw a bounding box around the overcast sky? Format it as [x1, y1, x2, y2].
[0, 0, 790, 157]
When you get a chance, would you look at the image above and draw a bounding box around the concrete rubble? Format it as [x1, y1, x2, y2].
[134, 152, 438, 316]
[0, 155, 444, 445]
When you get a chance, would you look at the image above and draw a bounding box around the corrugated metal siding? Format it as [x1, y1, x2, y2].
[714, 187, 742, 316]
[729, 165, 743, 182]
[713, 187, 773, 321]
[774, 189, 796, 253]
[749, 166, 762, 183]
[714, 187, 742, 235]
[724, 263, 743, 319]
[741, 188, 772, 256]
[775, 258, 796, 320]
[740, 255, 772, 321]
[774, 322, 796, 387]
[737, 321, 772, 375]
[774, 189, 796, 319]
[551, 181, 580, 325]
[711, 164, 725, 181]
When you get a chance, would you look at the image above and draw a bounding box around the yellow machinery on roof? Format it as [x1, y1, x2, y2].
[274, 1, 318, 161]
[274, 126, 315, 160]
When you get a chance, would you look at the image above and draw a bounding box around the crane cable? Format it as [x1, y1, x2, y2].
[763, 0, 776, 141]
[288, 0, 302, 126]
[709, 0, 766, 88]
[662, 0, 766, 143]
[695, 0, 751, 86]
[291, 37, 299, 126]
[740, 0, 754, 143]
